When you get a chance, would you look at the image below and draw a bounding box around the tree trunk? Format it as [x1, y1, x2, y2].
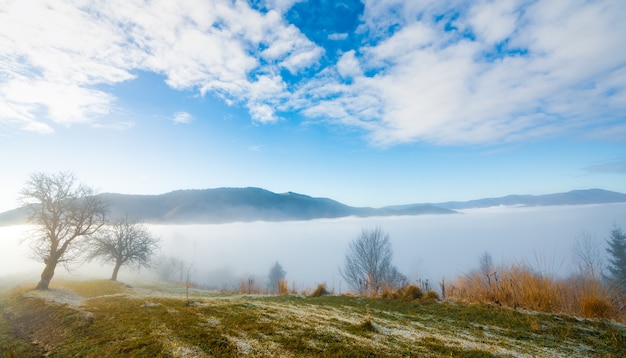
[36, 260, 57, 290]
[111, 261, 123, 281]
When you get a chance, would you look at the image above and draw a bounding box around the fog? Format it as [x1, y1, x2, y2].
[1, 203, 625, 292]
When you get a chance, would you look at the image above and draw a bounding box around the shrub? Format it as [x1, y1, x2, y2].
[580, 296, 613, 319]
[398, 285, 423, 301]
[310, 283, 329, 297]
[380, 286, 398, 300]
[423, 290, 440, 301]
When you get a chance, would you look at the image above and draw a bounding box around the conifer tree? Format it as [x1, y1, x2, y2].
[267, 261, 286, 293]
[606, 225, 626, 293]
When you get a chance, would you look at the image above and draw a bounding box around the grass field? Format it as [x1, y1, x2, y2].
[1, 279, 625, 357]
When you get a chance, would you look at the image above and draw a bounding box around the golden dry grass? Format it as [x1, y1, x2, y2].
[448, 262, 624, 321]
[277, 279, 289, 295]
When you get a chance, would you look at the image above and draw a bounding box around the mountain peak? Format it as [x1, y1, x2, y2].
[1, 188, 624, 226]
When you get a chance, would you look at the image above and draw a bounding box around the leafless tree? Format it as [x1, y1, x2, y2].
[88, 217, 160, 281]
[479, 251, 494, 277]
[340, 227, 403, 294]
[20, 172, 108, 290]
[153, 255, 187, 283]
[571, 231, 604, 280]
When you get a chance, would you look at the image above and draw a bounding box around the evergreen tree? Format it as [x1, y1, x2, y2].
[606, 225, 626, 292]
[267, 261, 286, 293]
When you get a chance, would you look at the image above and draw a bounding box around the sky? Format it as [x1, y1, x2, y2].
[1, 0, 625, 213]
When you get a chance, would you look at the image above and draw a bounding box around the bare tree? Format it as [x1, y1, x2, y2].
[340, 227, 402, 294]
[479, 251, 494, 277]
[20, 172, 108, 290]
[384, 265, 408, 289]
[88, 217, 160, 281]
[572, 231, 604, 280]
[153, 255, 187, 283]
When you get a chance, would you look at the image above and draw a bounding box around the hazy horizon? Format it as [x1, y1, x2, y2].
[2, 203, 624, 292]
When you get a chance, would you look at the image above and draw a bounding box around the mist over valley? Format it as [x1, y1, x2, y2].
[2, 201, 625, 292]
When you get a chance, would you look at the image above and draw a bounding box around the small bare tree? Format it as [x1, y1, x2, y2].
[572, 231, 604, 280]
[152, 255, 187, 283]
[88, 217, 160, 281]
[479, 251, 494, 277]
[340, 227, 403, 294]
[20, 172, 108, 290]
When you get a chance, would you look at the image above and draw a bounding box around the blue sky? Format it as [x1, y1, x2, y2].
[1, 0, 625, 213]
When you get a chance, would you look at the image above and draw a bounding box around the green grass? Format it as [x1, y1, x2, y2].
[1, 280, 625, 357]
[0, 307, 42, 358]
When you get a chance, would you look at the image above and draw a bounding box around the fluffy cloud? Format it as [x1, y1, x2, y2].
[0, 0, 320, 130]
[173, 112, 193, 125]
[1, 0, 625, 146]
[308, 0, 626, 145]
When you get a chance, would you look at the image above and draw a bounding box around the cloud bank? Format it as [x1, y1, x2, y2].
[1, 0, 624, 145]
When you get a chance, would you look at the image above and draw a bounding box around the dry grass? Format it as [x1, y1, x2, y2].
[1, 279, 625, 357]
[580, 296, 613, 319]
[448, 262, 624, 321]
[423, 290, 440, 301]
[277, 279, 289, 295]
[237, 277, 265, 294]
[310, 283, 329, 297]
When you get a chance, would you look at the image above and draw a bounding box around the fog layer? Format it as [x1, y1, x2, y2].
[2, 204, 625, 292]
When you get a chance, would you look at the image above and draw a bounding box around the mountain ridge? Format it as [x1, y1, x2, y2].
[1, 188, 624, 226]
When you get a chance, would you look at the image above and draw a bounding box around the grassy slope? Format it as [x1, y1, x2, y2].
[1, 280, 625, 357]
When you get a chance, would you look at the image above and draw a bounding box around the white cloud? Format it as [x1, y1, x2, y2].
[466, 0, 518, 45]
[328, 33, 348, 40]
[173, 112, 193, 125]
[0, 0, 134, 131]
[336, 51, 361, 79]
[247, 103, 277, 123]
[0, 0, 321, 131]
[304, 0, 626, 145]
[1, 0, 624, 146]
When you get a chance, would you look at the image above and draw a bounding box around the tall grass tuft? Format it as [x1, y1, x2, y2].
[310, 283, 329, 297]
[238, 277, 264, 294]
[580, 296, 613, 319]
[448, 261, 623, 321]
[277, 279, 289, 295]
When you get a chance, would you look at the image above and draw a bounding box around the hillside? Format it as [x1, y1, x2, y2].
[1, 188, 625, 226]
[0, 187, 454, 225]
[1, 280, 625, 357]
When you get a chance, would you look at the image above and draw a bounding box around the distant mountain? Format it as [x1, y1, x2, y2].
[0, 187, 454, 226]
[1, 188, 624, 226]
[431, 189, 626, 210]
